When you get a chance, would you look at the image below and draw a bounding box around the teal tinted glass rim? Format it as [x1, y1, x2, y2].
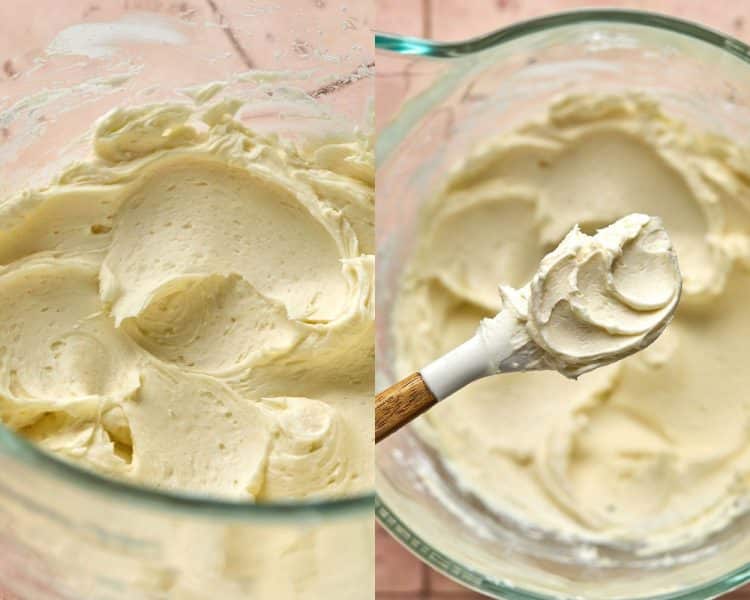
[375, 8, 750, 59]
[0, 422, 373, 522]
[376, 8, 750, 599]
[376, 497, 750, 600]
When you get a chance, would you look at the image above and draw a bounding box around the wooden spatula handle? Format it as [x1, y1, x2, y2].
[376, 372, 437, 443]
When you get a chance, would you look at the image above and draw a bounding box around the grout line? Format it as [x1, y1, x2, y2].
[309, 61, 375, 98]
[204, 0, 254, 68]
[421, 561, 431, 594]
[421, 0, 432, 38]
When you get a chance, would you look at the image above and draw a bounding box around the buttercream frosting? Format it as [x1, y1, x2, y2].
[485, 213, 681, 378]
[0, 99, 374, 501]
[395, 94, 750, 553]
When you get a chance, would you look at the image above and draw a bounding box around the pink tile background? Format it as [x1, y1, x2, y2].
[375, 1, 750, 599]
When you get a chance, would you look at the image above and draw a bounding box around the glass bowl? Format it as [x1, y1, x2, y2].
[376, 10, 750, 600]
[0, 2, 373, 599]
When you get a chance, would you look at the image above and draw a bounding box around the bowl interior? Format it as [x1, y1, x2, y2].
[376, 13, 750, 600]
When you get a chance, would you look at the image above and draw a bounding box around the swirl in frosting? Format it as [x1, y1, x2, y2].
[526, 213, 681, 377]
[0, 98, 373, 500]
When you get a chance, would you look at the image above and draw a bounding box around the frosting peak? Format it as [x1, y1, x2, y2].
[525, 213, 681, 377]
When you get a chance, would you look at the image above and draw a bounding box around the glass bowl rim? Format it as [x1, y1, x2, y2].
[375, 7, 750, 58]
[375, 8, 750, 599]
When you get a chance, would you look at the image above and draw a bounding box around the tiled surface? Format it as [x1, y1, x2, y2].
[374, 1, 750, 598]
[375, 0, 750, 42]
[0, 0, 247, 79]
[377, 524, 482, 599]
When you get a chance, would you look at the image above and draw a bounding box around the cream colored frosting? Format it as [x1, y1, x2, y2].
[395, 94, 750, 553]
[508, 213, 680, 377]
[0, 99, 374, 500]
[470, 213, 680, 381]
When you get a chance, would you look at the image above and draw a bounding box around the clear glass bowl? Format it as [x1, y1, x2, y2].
[0, 3, 374, 599]
[376, 10, 750, 600]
